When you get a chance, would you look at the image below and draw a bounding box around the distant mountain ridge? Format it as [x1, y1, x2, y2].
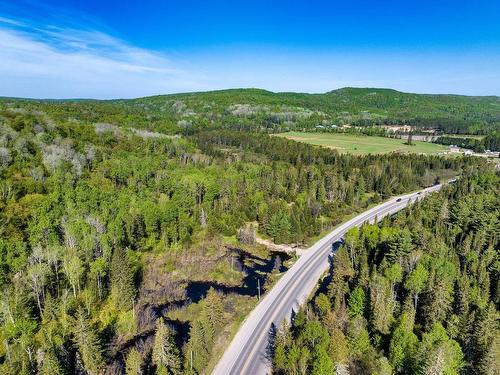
[2, 87, 500, 134]
[3, 86, 499, 101]
[133, 86, 500, 99]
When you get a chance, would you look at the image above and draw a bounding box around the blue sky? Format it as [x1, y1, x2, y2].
[0, 0, 499, 98]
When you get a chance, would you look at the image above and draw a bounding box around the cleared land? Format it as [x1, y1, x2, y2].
[277, 131, 448, 155]
[440, 133, 485, 139]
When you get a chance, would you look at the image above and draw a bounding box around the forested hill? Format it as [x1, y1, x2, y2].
[2, 87, 500, 134]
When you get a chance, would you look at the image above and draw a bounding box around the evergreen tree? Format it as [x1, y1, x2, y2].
[474, 303, 500, 374]
[125, 348, 143, 375]
[273, 321, 292, 372]
[422, 261, 455, 329]
[370, 273, 395, 335]
[152, 318, 181, 375]
[73, 309, 104, 375]
[268, 210, 292, 244]
[299, 320, 330, 350]
[311, 348, 334, 375]
[329, 327, 349, 366]
[203, 288, 224, 329]
[347, 286, 365, 318]
[37, 347, 64, 375]
[185, 319, 210, 373]
[110, 246, 136, 310]
[478, 335, 500, 375]
[183, 291, 222, 374]
[387, 229, 413, 265]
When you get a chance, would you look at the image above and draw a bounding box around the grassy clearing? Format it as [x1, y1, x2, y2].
[277, 131, 448, 155]
[440, 133, 485, 140]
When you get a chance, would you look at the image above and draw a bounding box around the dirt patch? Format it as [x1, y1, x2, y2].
[255, 236, 307, 256]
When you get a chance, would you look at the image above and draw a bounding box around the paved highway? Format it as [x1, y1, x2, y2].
[212, 183, 444, 375]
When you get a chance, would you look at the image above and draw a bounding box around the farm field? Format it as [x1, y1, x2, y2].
[277, 131, 449, 155]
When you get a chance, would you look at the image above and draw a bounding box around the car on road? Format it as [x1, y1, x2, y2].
[396, 198, 402, 202]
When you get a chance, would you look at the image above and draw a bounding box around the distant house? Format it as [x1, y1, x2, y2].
[448, 145, 460, 153]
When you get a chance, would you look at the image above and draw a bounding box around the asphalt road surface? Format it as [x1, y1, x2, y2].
[212, 183, 443, 375]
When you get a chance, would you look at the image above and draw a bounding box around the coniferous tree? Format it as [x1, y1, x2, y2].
[203, 288, 224, 329]
[73, 309, 104, 375]
[37, 347, 64, 375]
[347, 286, 365, 318]
[474, 303, 500, 374]
[329, 327, 349, 366]
[311, 347, 334, 375]
[370, 273, 395, 335]
[110, 246, 136, 310]
[268, 210, 292, 244]
[185, 319, 210, 373]
[273, 321, 292, 371]
[386, 229, 413, 265]
[125, 348, 143, 375]
[152, 318, 181, 375]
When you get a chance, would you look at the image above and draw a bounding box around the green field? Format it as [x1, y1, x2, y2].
[277, 132, 448, 155]
[441, 133, 485, 140]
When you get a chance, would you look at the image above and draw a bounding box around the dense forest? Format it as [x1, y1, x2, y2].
[272, 171, 499, 375]
[3, 87, 500, 135]
[0, 97, 496, 374]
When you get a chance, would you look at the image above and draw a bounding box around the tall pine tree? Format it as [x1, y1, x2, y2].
[110, 246, 136, 310]
[152, 318, 181, 375]
[125, 348, 143, 375]
[73, 309, 104, 375]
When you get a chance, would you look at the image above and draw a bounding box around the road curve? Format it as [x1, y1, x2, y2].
[212, 183, 443, 375]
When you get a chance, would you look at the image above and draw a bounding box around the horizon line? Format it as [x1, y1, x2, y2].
[2, 86, 500, 102]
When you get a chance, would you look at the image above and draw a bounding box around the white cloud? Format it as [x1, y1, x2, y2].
[0, 16, 26, 27]
[0, 21, 208, 98]
[0, 15, 499, 98]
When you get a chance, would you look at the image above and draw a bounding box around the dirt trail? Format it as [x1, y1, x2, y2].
[255, 237, 307, 256]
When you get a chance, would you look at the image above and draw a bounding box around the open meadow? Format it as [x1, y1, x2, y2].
[277, 131, 449, 155]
